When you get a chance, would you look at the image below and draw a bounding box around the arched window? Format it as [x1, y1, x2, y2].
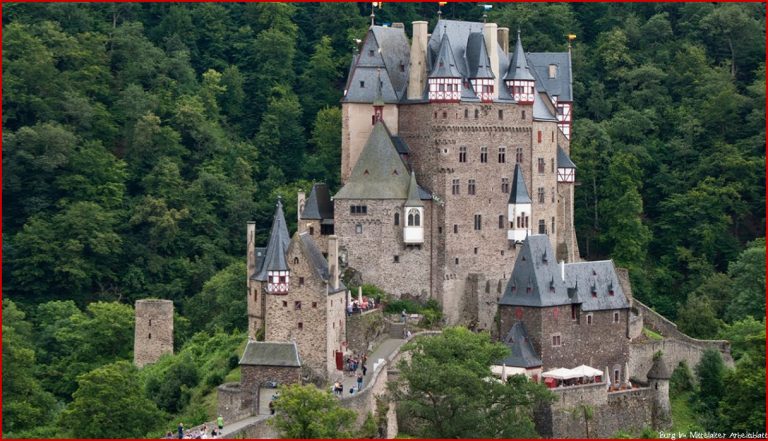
[293, 257, 299, 265]
[394, 212, 400, 226]
[407, 209, 421, 227]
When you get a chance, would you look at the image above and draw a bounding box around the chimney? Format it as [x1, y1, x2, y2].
[560, 260, 565, 281]
[297, 191, 306, 224]
[497, 27, 510, 55]
[483, 22, 500, 100]
[328, 235, 339, 290]
[247, 222, 256, 281]
[407, 21, 429, 100]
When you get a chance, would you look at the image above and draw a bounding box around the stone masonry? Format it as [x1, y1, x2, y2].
[133, 299, 173, 368]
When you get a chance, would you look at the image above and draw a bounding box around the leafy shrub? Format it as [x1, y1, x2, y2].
[670, 361, 694, 395]
[384, 299, 421, 314]
[361, 284, 390, 303]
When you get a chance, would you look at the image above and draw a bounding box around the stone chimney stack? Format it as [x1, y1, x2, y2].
[497, 27, 510, 55]
[247, 221, 257, 280]
[483, 22, 500, 100]
[407, 21, 429, 100]
[297, 191, 306, 224]
[328, 235, 340, 290]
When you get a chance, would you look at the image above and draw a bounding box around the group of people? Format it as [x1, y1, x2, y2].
[346, 297, 376, 315]
[345, 353, 367, 376]
[332, 353, 369, 397]
[168, 416, 224, 439]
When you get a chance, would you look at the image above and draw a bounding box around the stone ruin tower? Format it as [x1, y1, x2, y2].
[134, 299, 174, 367]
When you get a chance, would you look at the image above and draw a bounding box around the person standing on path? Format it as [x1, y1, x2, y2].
[217, 415, 224, 431]
[177, 423, 184, 439]
[356, 370, 364, 391]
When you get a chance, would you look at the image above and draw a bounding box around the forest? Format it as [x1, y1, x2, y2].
[2, 2, 765, 438]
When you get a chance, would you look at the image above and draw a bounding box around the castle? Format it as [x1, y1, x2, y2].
[233, 17, 733, 437]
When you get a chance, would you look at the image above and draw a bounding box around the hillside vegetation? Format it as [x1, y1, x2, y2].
[2, 3, 764, 437]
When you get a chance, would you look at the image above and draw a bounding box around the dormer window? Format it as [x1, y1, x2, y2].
[360, 81, 365, 88]
[548, 64, 557, 79]
[369, 50, 374, 57]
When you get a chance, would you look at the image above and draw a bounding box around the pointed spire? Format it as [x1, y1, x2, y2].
[429, 33, 462, 78]
[509, 164, 532, 204]
[505, 29, 535, 81]
[405, 170, 424, 207]
[259, 198, 290, 274]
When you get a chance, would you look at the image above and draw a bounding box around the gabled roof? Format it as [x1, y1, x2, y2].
[371, 26, 410, 99]
[301, 183, 334, 221]
[405, 171, 424, 207]
[533, 92, 558, 121]
[466, 32, 494, 79]
[343, 26, 408, 103]
[504, 31, 535, 81]
[528, 52, 572, 101]
[428, 20, 486, 78]
[334, 122, 411, 200]
[253, 199, 291, 281]
[429, 33, 462, 78]
[499, 235, 571, 307]
[557, 146, 576, 169]
[499, 322, 542, 368]
[563, 261, 630, 311]
[509, 164, 532, 204]
[292, 232, 346, 294]
[240, 341, 301, 367]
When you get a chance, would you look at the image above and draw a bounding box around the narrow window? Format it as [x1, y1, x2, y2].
[312, 301, 317, 308]
[571, 304, 577, 320]
[538, 187, 545, 203]
[407, 208, 421, 226]
[551, 217, 555, 234]
[480, 147, 488, 163]
[355, 224, 362, 234]
[438, 226, 443, 234]
[295, 301, 301, 310]
[551, 158, 555, 173]
[552, 335, 561, 347]
[474, 109, 479, 119]
[455, 257, 459, 265]
[459, 146, 467, 163]
[468, 179, 476, 195]
[474, 247, 478, 255]
[360, 80, 365, 88]
[522, 110, 526, 120]
[551, 131, 555, 142]
[148, 333, 151, 340]
[293, 257, 299, 265]
[282, 301, 288, 308]
[538, 219, 546, 234]
[498, 215, 504, 229]
[453, 224, 458, 234]
[515, 147, 523, 163]
[501, 178, 510, 193]
[474, 214, 482, 231]
[498, 147, 506, 163]
[399, 63, 405, 72]
[299, 277, 305, 286]
[613, 312, 620, 323]
[537, 130, 542, 143]
[298, 322, 303, 330]
[552, 187, 555, 203]
[442, 111, 447, 119]
[393, 255, 399, 263]
[452, 179, 460, 195]
[394, 212, 400, 226]
[587, 314, 593, 325]
[464, 108, 469, 118]
[149, 319, 152, 326]
[498, 109, 503, 120]
[537, 158, 545, 173]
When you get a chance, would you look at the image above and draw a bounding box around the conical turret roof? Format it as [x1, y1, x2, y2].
[505, 30, 535, 81]
[254, 198, 290, 280]
[466, 32, 494, 79]
[405, 170, 424, 207]
[429, 33, 462, 78]
[509, 164, 532, 204]
[647, 356, 671, 380]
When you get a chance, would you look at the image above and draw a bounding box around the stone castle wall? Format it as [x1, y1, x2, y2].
[335, 199, 433, 301]
[346, 308, 387, 356]
[539, 382, 657, 438]
[217, 382, 256, 424]
[134, 299, 174, 368]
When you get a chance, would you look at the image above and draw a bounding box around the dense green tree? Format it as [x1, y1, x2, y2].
[269, 383, 356, 439]
[724, 238, 766, 321]
[693, 349, 726, 421]
[390, 327, 554, 438]
[60, 361, 164, 438]
[676, 294, 723, 339]
[184, 262, 247, 334]
[299, 36, 341, 127]
[254, 85, 306, 180]
[144, 354, 199, 413]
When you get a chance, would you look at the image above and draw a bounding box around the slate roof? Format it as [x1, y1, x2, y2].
[509, 164, 532, 204]
[528, 52, 573, 101]
[466, 32, 494, 79]
[296, 232, 346, 294]
[557, 146, 576, 169]
[344, 26, 409, 103]
[429, 33, 462, 78]
[505, 31, 535, 81]
[301, 183, 334, 221]
[499, 235, 571, 307]
[253, 199, 291, 281]
[533, 93, 558, 121]
[334, 122, 411, 200]
[390, 135, 410, 155]
[647, 357, 671, 380]
[428, 20, 486, 78]
[563, 261, 630, 312]
[405, 171, 424, 207]
[499, 322, 542, 368]
[240, 341, 301, 367]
